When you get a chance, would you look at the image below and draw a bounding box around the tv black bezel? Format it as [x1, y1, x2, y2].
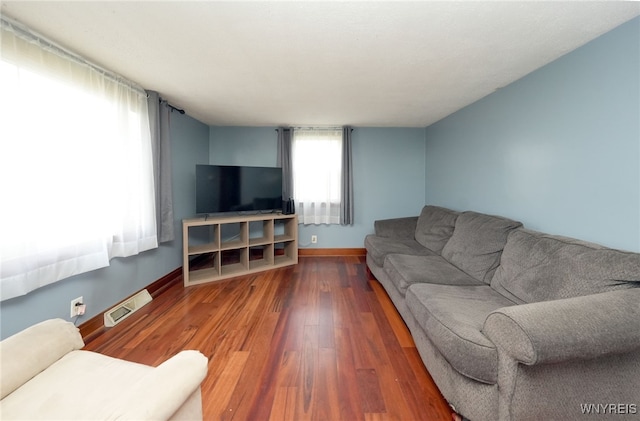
[194, 164, 283, 216]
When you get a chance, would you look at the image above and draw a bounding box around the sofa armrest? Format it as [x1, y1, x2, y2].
[0, 319, 84, 399]
[374, 216, 418, 239]
[116, 350, 208, 420]
[483, 288, 640, 365]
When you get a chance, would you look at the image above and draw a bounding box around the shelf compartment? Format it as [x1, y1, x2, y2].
[274, 234, 295, 243]
[188, 243, 218, 255]
[275, 241, 298, 262]
[219, 239, 247, 251]
[186, 251, 219, 278]
[220, 262, 248, 277]
[249, 237, 272, 247]
[185, 224, 219, 252]
[249, 258, 272, 271]
[274, 254, 297, 266]
[220, 222, 248, 249]
[188, 267, 220, 285]
[248, 220, 274, 246]
[220, 248, 245, 264]
[249, 244, 274, 269]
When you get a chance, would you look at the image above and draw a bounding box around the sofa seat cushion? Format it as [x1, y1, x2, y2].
[406, 283, 516, 384]
[414, 206, 459, 253]
[0, 350, 152, 419]
[441, 211, 522, 284]
[383, 254, 483, 296]
[364, 234, 436, 267]
[492, 229, 640, 303]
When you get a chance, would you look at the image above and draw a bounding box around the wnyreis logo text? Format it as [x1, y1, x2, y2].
[580, 403, 637, 415]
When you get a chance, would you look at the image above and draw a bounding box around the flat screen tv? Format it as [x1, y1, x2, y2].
[195, 164, 283, 215]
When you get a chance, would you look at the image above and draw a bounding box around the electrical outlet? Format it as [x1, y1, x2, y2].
[311, 235, 318, 244]
[70, 296, 84, 318]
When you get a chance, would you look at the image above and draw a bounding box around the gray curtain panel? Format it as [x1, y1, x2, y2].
[341, 126, 354, 225]
[147, 91, 175, 243]
[277, 127, 293, 201]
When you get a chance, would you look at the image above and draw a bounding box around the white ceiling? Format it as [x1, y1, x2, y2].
[2, 1, 639, 128]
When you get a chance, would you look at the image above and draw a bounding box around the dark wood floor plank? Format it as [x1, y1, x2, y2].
[367, 284, 452, 421]
[204, 350, 249, 420]
[370, 280, 415, 348]
[356, 368, 387, 413]
[301, 324, 319, 419]
[269, 386, 297, 421]
[343, 289, 376, 370]
[334, 327, 366, 421]
[318, 290, 335, 348]
[83, 256, 453, 421]
[276, 350, 301, 388]
[314, 348, 342, 421]
[359, 312, 416, 421]
[223, 311, 281, 421]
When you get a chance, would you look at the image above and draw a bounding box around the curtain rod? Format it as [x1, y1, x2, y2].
[167, 103, 185, 114]
[275, 126, 353, 131]
[292, 126, 343, 130]
[5, 15, 185, 115]
[1, 15, 146, 96]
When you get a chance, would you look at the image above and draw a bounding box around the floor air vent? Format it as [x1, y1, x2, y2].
[104, 289, 152, 327]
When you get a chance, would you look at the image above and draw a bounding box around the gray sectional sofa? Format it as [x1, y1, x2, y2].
[365, 205, 640, 421]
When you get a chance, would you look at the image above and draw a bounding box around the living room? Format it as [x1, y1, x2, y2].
[0, 2, 639, 419]
[2, 2, 637, 339]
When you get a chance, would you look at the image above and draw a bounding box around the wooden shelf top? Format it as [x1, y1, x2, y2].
[183, 213, 296, 225]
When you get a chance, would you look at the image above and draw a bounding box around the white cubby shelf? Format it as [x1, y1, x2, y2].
[182, 213, 298, 287]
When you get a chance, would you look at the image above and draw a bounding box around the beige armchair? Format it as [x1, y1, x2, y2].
[0, 319, 207, 420]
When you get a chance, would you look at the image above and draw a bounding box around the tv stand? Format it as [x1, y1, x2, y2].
[182, 213, 298, 287]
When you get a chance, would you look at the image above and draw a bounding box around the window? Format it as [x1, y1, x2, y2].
[292, 128, 343, 225]
[0, 18, 157, 300]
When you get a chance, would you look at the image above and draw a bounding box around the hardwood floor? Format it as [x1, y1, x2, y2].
[84, 256, 454, 421]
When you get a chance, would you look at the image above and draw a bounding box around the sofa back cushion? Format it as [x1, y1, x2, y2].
[414, 206, 459, 253]
[441, 211, 522, 284]
[492, 229, 640, 303]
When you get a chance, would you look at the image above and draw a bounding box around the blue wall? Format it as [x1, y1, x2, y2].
[424, 17, 640, 252]
[0, 112, 210, 339]
[210, 126, 277, 166]
[209, 126, 426, 247]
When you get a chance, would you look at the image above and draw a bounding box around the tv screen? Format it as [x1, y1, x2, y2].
[195, 164, 283, 215]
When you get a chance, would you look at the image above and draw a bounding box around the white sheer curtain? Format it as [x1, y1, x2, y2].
[0, 17, 157, 301]
[292, 128, 343, 224]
